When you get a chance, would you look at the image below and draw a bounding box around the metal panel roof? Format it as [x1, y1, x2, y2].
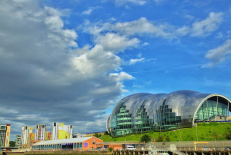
[33, 137, 93, 146]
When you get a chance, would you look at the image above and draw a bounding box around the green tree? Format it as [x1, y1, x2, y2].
[165, 137, 170, 142]
[104, 131, 109, 135]
[212, 131, 219, 140]
[94, 133, 101, 138]
[9, 141, 15, 147]
[109, 147, 113, 152]
[223, 128, 231, 140]
[140, 134, 151, 143]
[157, 135, 164, 142]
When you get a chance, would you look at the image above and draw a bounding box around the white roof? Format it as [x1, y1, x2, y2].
[33, 137, 93, 146]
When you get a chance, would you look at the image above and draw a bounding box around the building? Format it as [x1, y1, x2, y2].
[21, 126, 33, 144]
[72, 133, 86, 138]
[32, 137, 103, 150]
[15, 135, 21, 147]
[45, 132, 52, 140]
[29, 133, 35, 144]
[52, 122, 72, 140]
[106, 90, 231, 137]
[35, 124, 46, 141]
[0, 124, 11, 147]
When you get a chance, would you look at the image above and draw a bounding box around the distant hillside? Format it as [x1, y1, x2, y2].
[102, 122, 231, 142]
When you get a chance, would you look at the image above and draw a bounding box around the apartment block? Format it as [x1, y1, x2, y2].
[21, 126, 33, 144]
[35, 124, 46, 141]
[52, 122, 72, 140]
[0, 124, 11, 147]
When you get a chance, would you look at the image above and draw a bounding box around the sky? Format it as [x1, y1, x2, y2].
[1, 0, 231, 141]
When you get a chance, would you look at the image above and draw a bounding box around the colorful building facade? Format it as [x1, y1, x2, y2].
[21, 126, 33, 144]
[32, 137, 103, 150]
[52, 122, 72, 140]
[0, 124, 11, 147]
[35, 124, 46, 141]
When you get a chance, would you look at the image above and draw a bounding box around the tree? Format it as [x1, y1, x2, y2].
[109, 147, 113, 152]
[223, 128, 231, 140]
[104, 131, 109, 135]
[9, 141, 15, 147]
[212, 131, 219, 140]
[157, 135, 163, 142]
[140, 134, 151, 142]
[165, 137, 170, 142]
[94, 133, 101, 138]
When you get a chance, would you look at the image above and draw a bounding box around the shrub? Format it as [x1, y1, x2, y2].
[109, 147, 113, 152]
[157, 135, 164, 142]
[140, 134, 151, 142]
[165, 137, 170, 142]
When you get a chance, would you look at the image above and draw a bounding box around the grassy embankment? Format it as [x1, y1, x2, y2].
[101, 122, 231, 142]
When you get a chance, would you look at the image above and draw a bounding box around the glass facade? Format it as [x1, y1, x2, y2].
[107, 90, 231, 137]
[195, 100, 228, 121]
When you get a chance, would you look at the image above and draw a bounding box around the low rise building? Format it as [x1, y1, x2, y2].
[32, 137, 103, 150]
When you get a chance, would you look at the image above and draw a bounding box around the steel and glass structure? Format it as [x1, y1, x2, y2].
[106, 90, 231, 137]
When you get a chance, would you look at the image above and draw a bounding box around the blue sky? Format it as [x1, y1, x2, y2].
[0, 0, 231, 141]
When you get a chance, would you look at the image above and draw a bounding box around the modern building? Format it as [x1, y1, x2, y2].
[21, 126, 33, 144]
[35, 124, 46, 141]
[106, 90, 231, 137]
[52, 122, 72, 140]
[45, 132, 52, 140]
[32, 137, 103, 150]
[29, 133, 35, 145]
[15, 135, 21, 147]
[0, 124, 11, 147]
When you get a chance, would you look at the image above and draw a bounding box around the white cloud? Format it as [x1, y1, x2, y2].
[115, 0, 146, 6]
[0, 0, 135, 137]
[95, 33, 140, 53]
[82, 8, 93, 15]
[203, 39, 231, 68]
[111, 17, 172, 38]
[129, 58, 145, 65]
[177, 12, 224, 37]
[191, 12, 223, 36]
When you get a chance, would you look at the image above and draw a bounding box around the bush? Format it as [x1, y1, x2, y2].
[140, 134, 151, 142]
[93, 133, 102, 138]
[109, 147, 113, 152]
[157, 135, 164, 142]
[165, 137, 170, 142]
[104, 131, 109, 135]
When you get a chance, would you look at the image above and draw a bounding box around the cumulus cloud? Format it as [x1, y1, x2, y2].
[202, 39, 231, 68]
[177, 12, 223, 37]
[84, 17, 173, 39]
[94, 33, 140, 53]
[129, 58, 145, 65]
[0, 0, 135, 139]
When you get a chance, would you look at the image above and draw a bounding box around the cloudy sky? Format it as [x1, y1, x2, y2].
[1, 0, 231, 141]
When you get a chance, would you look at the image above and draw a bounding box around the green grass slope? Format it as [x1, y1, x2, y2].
[102, 122, 231, 142]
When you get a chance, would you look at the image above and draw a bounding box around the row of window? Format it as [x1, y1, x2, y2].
[32, 143, 83, 150]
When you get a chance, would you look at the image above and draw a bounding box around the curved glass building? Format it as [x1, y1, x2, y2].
[106, 90, 231, 137]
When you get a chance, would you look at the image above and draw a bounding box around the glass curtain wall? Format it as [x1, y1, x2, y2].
[154, 105, 181, 130]
[109, 100, 182, 136]
[195, 100, 228, 121]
